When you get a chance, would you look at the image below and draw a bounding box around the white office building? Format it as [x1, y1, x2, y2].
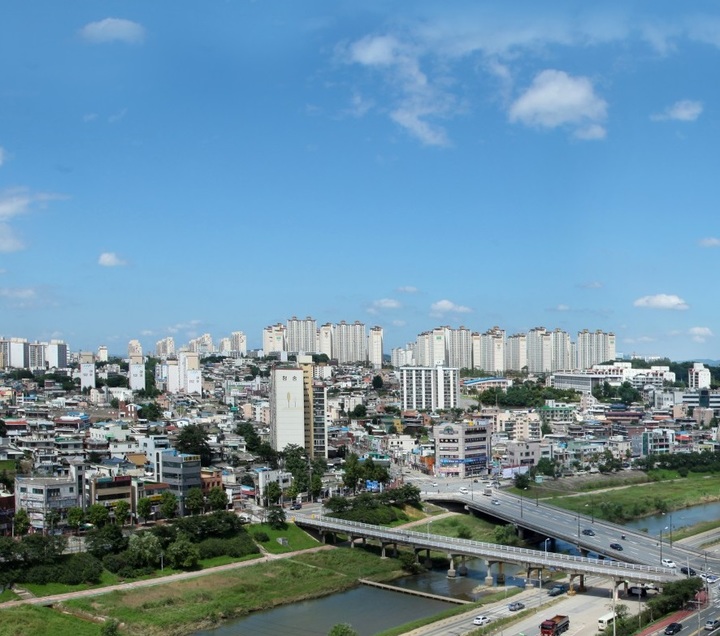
[270, 367, 306, 452]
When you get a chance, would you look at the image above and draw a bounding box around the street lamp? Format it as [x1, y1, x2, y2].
[659, 526, 668, 562]
[543, 538, 551, 560]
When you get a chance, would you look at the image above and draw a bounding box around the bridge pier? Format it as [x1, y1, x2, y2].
[424, 549, 432, 568]
[457, 556, 468, 577]
[568, 573, 586, 593]
[447, 554, 456, 578]
[486, 560, 501, 586]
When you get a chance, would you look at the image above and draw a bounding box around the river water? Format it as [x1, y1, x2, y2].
[195, 500, 720, 635]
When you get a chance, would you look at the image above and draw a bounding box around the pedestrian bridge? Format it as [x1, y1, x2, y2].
[295, 514, 677, 588]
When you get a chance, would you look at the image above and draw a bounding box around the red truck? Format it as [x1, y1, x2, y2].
[540, 614, 570, 636]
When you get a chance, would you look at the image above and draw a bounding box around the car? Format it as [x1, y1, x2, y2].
[610, 543, 623, 551]
[473, 615, 491, 626]
[581, 528, 595, 536]
[707, 574, 719, 584]
[491, 499, 501, 505]
[664, 623, 682, 635]
[548, 584, 568, 596]
[508, 601, 525, 612]
[680, 566, 697, 576]
[662, 558, 677, 568]
[431, 482, 438, 487]
[459, 487, 469, 495]
[705, 619, 720, 631]
[289, 503, 302, 510]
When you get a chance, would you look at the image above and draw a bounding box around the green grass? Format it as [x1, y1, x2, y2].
[0, 605, 102, 636]
[65, 546, 403, 636]
[0, 460, 15, 471]
[23, 570, 119, 597]
[251, 521, 321, 554]
[0, 589, 18, 603]
[425, 514, 500, 543]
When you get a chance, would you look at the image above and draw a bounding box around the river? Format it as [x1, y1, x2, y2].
[194, 500, 720, 635]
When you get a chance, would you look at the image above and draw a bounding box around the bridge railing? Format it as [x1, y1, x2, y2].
[296, 514, 675, 581]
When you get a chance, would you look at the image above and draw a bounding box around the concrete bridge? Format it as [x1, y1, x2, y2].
[295, 514, 678, 594]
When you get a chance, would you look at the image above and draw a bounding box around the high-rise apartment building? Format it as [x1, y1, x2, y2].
[156, 337, 175, 358]
[368, 326, 384, 369]
[317, 323, 334, 359]
[576, 329, 616, 370]
[79, 352, 96, 390]
[46, 340, 68, 369]
[447, 326, 472, 369]
[128, 339, 143, 358]
[550, 328, 572, 372]
[0, 338, 28, 369]
[335, 321, 366, 363]
[689, 363, 711, 390]
[286, 316, 317, 354]
[97, 345, 108, 363]
[230, 331, 247, 356]
[178, 351, 201, 394]
[400, 366, 459, 411]
[391, 344, 415, 368]
[474, 327, 505, 374]
[262, 323, 286, 354]
[526, 327, 552, 373]
[269, 367, 305, 452]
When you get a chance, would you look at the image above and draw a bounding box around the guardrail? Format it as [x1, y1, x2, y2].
[295, 514, 677, 582]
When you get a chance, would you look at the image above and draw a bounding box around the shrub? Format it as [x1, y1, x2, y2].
[253, 531, 270, 543]
[22, 565, 59, 585]
[225, 535, 260, 558]
[103, 552, 128, 573]
[60, 553, 103, 585]
[198, 538, 227, 560]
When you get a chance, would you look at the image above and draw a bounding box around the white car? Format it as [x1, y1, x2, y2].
[473, 615, 491, 626]
[491, 499, 501, 505]
[662, 558, 677, 568]
[431, 482, 438, 487]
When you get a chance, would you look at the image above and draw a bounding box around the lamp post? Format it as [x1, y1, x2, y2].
[543, 538, 551, 560]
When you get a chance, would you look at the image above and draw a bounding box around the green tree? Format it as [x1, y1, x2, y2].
[207, 486, 228, 511]
[185, 487, 205, 516]
[266, 506, 287, 530]
[350, 404, 367, 418]
[175, 424, 213, 466]
[160, 491, 178, 519]
[137, 497, 152, 524]
[166, 533, 200, 570]
[343, 453, 362, 493]
[67, 506, 85, 534]
[45, 509, 61, 533]
[535, 458, 557, 478]
[109, 398, 120, 409]
[114, 500, 130, 526]
[328, 625, 359, 636]
[371, 375, 384, 390]
[139, 401, 163, 421]
[87, 503, 110, 527]
[514, 472, 531, 490]
[88, 451, 103, 464]
[86, 524, 127, 557]
[100, 619, 121, 636]
[264, 481, 282, 505]
[13, 508, 30, 535]
[127, 531, 161, 568]
[235, 422, 261, 453]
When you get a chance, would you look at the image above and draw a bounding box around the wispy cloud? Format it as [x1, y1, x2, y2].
[651, 99, 703, 122]
[0, 286, 55, 309]
[108, 108, 128, 124]
[0, 146, 6, 167]
[397, 285, 418, 293]
[699, 237, 720, 248]
[623, 335, 656, 344]
[689, 326, 713, 343]
[509, 70, 607, 140]
[373, 298, 401, 309]
[578, 281, 604, 289]
[0, 187, 66, 252]
[79, 18, 146, 45]
[633, 293, 689, 310]
[98, 252, 127, 267]
[166, 320, 202, 335]
[430, 299, 472, 315]
[553, 304, 571, 311]
[392, 319, 407, 327]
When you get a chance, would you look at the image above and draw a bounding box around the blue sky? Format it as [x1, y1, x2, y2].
[1, 1, 720, 360]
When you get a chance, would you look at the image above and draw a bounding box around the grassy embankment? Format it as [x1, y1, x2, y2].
[0, 605, 103, 636]
[63, 545, 405, 636]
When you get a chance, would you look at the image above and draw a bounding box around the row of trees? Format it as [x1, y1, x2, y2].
[473, 381, 581, 408]
[324, 485, 421, 525]
[636, 449, 720, 474]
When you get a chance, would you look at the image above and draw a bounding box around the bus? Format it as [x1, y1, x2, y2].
[597, 612, 616, 631]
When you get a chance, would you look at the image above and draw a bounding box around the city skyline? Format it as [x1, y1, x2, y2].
[2, 2, 720, 359]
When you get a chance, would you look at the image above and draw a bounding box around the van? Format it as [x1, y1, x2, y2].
[459, 487, 469, 495]
[628, 586, 647, 597]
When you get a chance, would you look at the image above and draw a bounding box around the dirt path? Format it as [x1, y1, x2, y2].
[0, 544, 336, 611]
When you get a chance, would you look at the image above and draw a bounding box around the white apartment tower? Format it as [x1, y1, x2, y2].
[230, 331, 247, 356]
[263, 323, 286, 354]
[335, 321, 367, 363]
[286, 316, 317, 354]
[178, 351, 201, 394]
[400, 366, 460, 411]
[79, 351, 96, 390]
[474, 327, 506, 374]
[550, 328, 572, 371]
[97, 345, 109, 363]
[526, 327, 552, 373]
[505, 334, 528, 372]
[269, 367, 306, 452]
[447, 326, 473, 369]
[576, 329, 616, 370]
[128, 339, 143, 358]
[46, 340, 68, 369]
[317, 323, 334, 359]
[689, 363, 711, 390]
[156, 337, 175, 358]
[368, 326, 384, 369]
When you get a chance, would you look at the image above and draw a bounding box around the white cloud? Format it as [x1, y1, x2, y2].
[623, 336, 656, 344]
[98, 252, 127, 267]
[651, 99, 703, 122]
[108, 108, 128, 124]
[509, 70, 607, 139]
[392, 320, 407, 327]
[83, 113, 98, 123]
[345, 34, 452, 146]
[579, 281, 604, 289]
[140, 329, 154, 337]
[0, 286, 54, 309]
[689, 326, 713, 343]
[0, 188, 65, 252]
[372, 298, 401, 310]
[555, 304, 570, 311]
[633, 293, 689, 310]
[699, 237, 720, 247]
[79, 18, 145, 45]
[430, 299, 472, 315]
[397, 285, 418, 293]
[0, 224, 24, 252]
